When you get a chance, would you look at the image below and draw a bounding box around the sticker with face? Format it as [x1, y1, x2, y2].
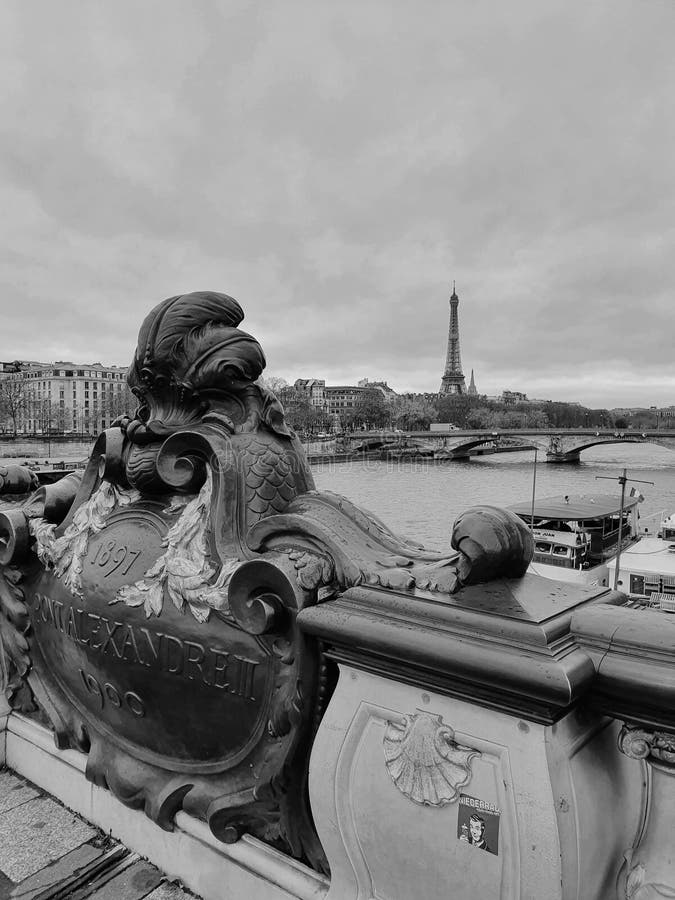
[457, 795, 500, 856]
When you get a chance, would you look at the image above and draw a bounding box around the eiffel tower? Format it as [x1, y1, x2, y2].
[439, 282, 466, 395]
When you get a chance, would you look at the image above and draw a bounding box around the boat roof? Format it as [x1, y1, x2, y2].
[510, 493, 640, 520]
[607, 537, 675, 576]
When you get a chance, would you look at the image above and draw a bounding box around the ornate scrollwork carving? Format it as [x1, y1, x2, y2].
[249, 492, 533, 597]
[11, 292, 328, 873]
[117, 291, 308, 498]
[383, 712, 480, 806]
[619, 726, 675, 767]
[0, 464, 38, 497]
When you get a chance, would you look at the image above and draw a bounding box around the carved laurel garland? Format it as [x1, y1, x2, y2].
[383, 711, 480, 806]
[28, 470, 238, 623]
[113, 470, 238, 622]
[29, 481, 141, 598]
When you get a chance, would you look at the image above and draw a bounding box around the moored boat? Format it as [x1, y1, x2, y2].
[607, 511, 675, 607]
[509, 493, 641, 586]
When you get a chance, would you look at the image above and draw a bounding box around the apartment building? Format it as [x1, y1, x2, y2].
[293, 378, 328, 411]
[0, 361, 133, 435]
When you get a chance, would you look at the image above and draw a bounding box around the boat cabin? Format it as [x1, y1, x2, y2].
[608, 512, 675, 606]
[509, 494, 640, 571]
[659, 513, 675, 542]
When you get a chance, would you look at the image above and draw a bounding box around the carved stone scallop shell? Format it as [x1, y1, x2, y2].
[383, 712, 480, 806]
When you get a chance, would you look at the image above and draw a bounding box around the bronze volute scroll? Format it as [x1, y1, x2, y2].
[0, 291, 533, 874]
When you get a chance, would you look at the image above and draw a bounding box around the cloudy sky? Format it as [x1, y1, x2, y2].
[1, 1, 673, 409]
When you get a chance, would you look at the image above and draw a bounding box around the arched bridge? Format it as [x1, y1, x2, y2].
[344, 429, 675, 463]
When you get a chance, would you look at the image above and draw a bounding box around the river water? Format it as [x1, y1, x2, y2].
[2, 444, 674, 554]
[312, 444, 675, 551]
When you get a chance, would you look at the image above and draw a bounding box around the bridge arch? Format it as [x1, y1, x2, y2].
[546, 435, 675, 462]
[434, 437, 542, 459]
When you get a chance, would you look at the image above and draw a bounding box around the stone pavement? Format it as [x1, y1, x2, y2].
[0, 769, 200, 900]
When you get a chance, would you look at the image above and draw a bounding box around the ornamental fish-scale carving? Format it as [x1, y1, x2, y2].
[242, 434, 298, 521]
[383, 712, 480, 806]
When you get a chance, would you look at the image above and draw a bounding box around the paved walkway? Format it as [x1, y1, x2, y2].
[0, 769, 200, 900]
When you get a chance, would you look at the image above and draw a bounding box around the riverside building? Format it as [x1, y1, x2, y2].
[0, 361, 132, 435]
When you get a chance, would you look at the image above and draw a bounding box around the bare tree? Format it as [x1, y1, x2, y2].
[257, 375, 289, 396]
[101, 383, 135, 424]
[0, 377, 28, 436]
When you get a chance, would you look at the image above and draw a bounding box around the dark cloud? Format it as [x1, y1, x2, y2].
[0, 0, 673, 408]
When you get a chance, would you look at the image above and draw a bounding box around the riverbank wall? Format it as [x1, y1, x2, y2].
[0, 435, 93, 459]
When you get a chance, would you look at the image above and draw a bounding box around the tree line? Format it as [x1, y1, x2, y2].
[1, 370, 665, 436]
[260, 377, 665, 435]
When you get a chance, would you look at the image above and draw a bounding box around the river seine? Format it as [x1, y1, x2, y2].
[313, 443, 675, 551]
[2, 443, 674, 555]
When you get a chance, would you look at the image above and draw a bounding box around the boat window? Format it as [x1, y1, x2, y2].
[535, 542, 552, 553]
[629, 574, 645, 595]
[552, 545, 569, 556]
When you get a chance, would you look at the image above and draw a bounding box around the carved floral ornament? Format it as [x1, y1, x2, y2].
[0, 290, 534, 872]
[383, 712, 480, 806]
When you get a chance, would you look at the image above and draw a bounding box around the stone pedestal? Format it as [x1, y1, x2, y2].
[301, 578, 642, 900]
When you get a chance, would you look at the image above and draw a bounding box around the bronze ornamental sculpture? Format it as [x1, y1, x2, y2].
[0, 291, 535, 874]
